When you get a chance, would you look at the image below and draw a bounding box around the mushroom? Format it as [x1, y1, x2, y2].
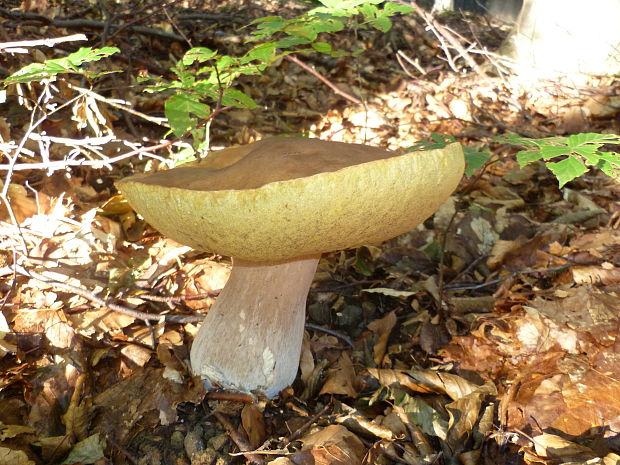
[116, 137, 464, 397]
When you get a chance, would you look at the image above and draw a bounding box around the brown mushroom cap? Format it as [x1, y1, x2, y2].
[116, 137, 464, 262]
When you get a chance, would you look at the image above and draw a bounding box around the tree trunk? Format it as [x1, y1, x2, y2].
[501, 0, 620, 78]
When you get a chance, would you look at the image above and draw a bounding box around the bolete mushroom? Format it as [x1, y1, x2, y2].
[116, 137, 464, 397]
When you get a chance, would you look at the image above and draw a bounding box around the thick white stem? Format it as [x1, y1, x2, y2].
[189, 255, 320, 397]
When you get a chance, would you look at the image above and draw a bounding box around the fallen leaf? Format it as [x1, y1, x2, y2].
[319, 352, 357, 398]
[0, 447, 35, 465]
[62, 433, 105, 465]
[367, 311, 397, 366]
[301, 425, 366, 465]
[241, 404, 267, 449]
[531, 433, 595, 461]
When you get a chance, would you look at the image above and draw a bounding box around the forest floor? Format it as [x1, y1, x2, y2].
[1, 1, 620, 465]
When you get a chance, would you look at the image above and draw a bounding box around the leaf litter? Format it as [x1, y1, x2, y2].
[1, 0, 620, 464]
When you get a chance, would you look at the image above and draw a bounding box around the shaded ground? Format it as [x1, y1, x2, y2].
[1, 1, 620, 465]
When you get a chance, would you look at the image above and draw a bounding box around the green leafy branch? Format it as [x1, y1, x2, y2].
[495, 133, 620, 187]
[145, 0, 413, 147]
[4, 46, 120, 84]
[411, 132, 620, 186]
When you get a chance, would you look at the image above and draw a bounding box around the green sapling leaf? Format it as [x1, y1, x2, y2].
[547, 157, 588, 187]
[165, 94, 210, 137]
[5, 46, 119, 84]
[463, 147, 490, 177]
[539, 145, 570, 159]
[516, 150, 544, 166]
[182, 47, 218, 65]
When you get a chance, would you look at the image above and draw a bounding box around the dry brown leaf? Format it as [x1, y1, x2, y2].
[120, 344, 152, 367]
[0, 117, 10, 142]
[299, 336, 315, 385]
[267, 458, 296, 465]
[531, 433, 595, 460]
[0, 447, 35, 465]
[0, 184, 38, 223]
[61, 373, 90, 441]
[445, 390, 485, 450]
[319, 352, 357, 398]
[572, 265, 620, 285]
[94, 368, 206, 437]
[67, 309, 135, 338]
[11, 309, 75, 349]
[408, 370, 495, 401]
[604, 453, 620, 465]
[367, 368, 435, 395]
[241, 404, 267, 449]
[0, 423, 35, 440]
[301, 425, 366, 465]
[530, 287, 619, 342]
[367, 311, 397, 366]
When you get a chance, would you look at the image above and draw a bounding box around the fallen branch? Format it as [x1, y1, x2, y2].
[0, 34, 87, 52]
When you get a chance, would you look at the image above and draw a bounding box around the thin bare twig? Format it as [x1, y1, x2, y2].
[305, 323, 354, 349]
[285, 54, 363, 105]
[396, 50, 426, 76]
[213, 412, 266, 465]
[11, 265, 203, 323]
[110, 0, 185, 40]
[400, 1, 488, 79]
[162, 3, 192, 47]
[68, 84, 169, 127]
[285, 402, 331, 442]
[0, 140, 174, 172]
[0, 7, 185, 42]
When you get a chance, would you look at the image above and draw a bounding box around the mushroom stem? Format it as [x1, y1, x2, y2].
[189, 255, 320, 397]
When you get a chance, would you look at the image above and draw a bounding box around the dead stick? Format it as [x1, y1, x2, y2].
[10, 265, 203, 323]
[206, 391, 255, 403]
[213, 412, 266, 465]
[285, 54, 363, 105]
[401, 1, 488, 79]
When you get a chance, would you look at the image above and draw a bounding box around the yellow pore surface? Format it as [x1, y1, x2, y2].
[117, 138, 465, 262]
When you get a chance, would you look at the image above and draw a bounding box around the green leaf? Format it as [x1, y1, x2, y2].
[547, 157, 588, 187]
[572, 146, 599, 164]
[369, 14, 393, 32]
[171, 146, 197, 166]
[597, 151, 620, 179]
[311, 41, 333, 53]
[165, 94, 210, 137]
[246, 43, 277, 63]
[249, 16, 288, 40]
[494, 133, 542, 148]
[5, 46, 119, 84]
[408, 133, 455, 151]
[516, 150, 544, 166]
[463, 148, 490, 177]
[539, 145, 570, 159]
[567, 132, 620, 146]
[384, 2, 414, 15]
[284, 23, 319, 41]
[182, 47, 218, 65]
[275, 36, 313, 48]
[221, 88, 257, 109]
[359, 3, 379, 18]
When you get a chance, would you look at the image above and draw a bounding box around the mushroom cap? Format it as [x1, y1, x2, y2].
[116, 137, 464, 262]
